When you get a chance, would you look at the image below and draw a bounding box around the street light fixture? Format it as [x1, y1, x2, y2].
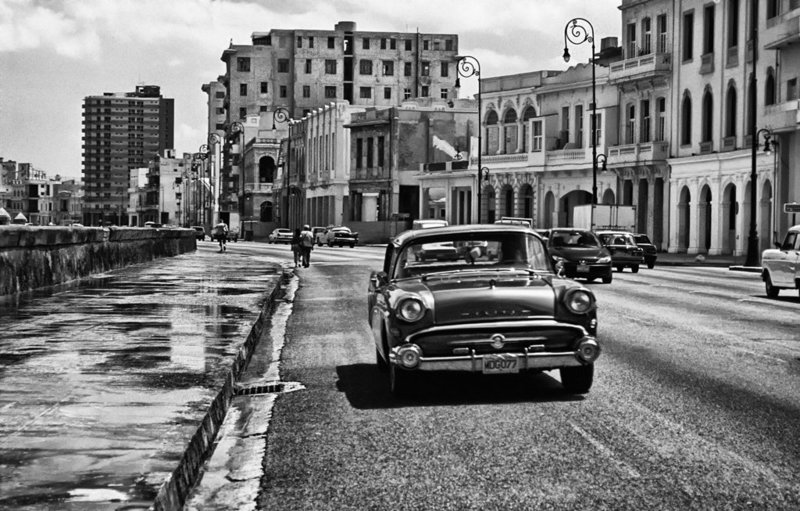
[456, 55, 482, 223]
[595, 153, 608, 173]
[272, 107, 291, 133]
[744, 128, 774, 265]
[563, 18, 598, 207]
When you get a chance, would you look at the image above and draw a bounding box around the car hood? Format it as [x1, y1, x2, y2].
[549, 246, 608, 261]
[400, 272, 556, 325]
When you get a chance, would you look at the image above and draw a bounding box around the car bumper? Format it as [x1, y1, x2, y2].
[562, 263, 611, 279]
[389, 337, 599, 372]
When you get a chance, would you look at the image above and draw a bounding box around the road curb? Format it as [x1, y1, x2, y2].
[151, 268, 293, 511]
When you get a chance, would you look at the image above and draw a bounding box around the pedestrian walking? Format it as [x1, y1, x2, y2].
[213, 220, 229, 252]
[299, 224, 314, 267]
[290, 227, 302, 267]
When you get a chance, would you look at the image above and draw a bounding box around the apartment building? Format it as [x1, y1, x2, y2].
[205, 21, 460, 230]
[81, 85, 174, 226]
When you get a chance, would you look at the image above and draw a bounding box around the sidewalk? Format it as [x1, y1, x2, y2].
[654, 251, 763, 273]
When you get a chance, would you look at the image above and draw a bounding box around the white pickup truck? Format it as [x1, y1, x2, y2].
[761, 225, 800, 298]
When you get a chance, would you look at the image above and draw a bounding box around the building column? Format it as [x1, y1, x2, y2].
[668, 179, 681, 253]
[517, 120, 525, 153]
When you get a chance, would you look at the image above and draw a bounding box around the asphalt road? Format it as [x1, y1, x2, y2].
[247, 243, 800, 511]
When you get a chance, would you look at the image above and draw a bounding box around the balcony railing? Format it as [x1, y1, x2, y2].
[352, 167, 391, 181]
[607, 141, 669, 166]
[608, 52, 672, 84]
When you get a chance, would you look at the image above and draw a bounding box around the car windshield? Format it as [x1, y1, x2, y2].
[393, 232, 551, 279]
[601, 233, 635, 246]
[549, 230, 600, 248]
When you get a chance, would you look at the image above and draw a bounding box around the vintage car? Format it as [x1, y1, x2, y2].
[547, 228, 613, 283]
[761, 224, 800, 298]
[596, 230, 645, 273]
[312, 226, 327, 246]
[321, 226, 359, 247]
[192, 226, 206, 241]
[268, 228, 293, 244]
[367, 224, 600, 397]
[633, 233, 657, 269]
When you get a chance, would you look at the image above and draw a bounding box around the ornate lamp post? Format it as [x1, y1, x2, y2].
[563, 18, 598, 206]
[272, 107, 292, 227]
[207, 133, 222, 223]
[744, 0, 761, 267]
[194, 145, 209, 226]
[456, 56, 482, 223]
[745, 128, 774, 264]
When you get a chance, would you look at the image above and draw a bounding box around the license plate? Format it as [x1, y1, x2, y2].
[482, 354, 519, 374]
[577, 264, 589, 272]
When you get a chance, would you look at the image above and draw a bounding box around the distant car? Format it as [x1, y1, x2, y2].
[144, 221, 162, 228]
[414, 241, 460, 261]
[268, 228, 293, 244]
[535, 229, 551, 240]
[761, 224, 800, 298]
[547, 228, 613, 283]
[312, 226, 327, 246]
[192, 226, 206, 241]
[226, 227, 239, 242]
[495, 216, 534, 228]
[596, 231, 645, 273]
[368, 224, 600, 397]
[321, 226, 358, 247]
[412, 219, 448, 230]
[633, 233, 657, 269]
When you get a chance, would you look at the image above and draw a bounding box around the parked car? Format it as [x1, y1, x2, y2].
[192, 226, 206, 241]
[312, 226, 327, 246]
[761, 224, 800, 298]
[226, 227, 239, 242]
[321, 226, 358, 247]
[412, 219, 448, 230]
[596, 231, 645, 273]
[633, 233, 657, 269]
[268, 228, 293, 244]
[367, 224, 600, 397]
[413, 241, 460, 261]
[495, 216, 534, 228]
[547, 228, 613, 283]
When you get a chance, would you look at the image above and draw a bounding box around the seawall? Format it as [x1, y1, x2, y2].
[0, 226, 196, 297]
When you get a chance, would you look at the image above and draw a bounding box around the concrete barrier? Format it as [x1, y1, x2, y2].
[0, 226, 196, 297]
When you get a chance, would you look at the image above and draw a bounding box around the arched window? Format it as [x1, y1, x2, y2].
[259, 156, 276, 183]
[502, 108, 518, 153]
[702, 88, 713, 143]
[485, 110, 499, 154]
[725, 82, 737, 138]
[521, 105, 537, 152]
[765, 67, 776, 106]
[681, 92, 692, 146]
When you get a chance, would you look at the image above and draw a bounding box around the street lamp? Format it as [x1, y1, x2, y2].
[207, 133, 222, 224]
[456, 55, 482, 223]
[272, 106, 291, 133]
[745, 128, 774, 265]
[272, 107, 292, 227]
[563, 18, 598, 206]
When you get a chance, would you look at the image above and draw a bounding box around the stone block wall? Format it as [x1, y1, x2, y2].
[0, 226, 196, 297]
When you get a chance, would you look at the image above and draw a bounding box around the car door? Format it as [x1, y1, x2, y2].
[771, 231, 799, 286]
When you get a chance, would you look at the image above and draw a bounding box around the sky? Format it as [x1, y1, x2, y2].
[0, 0, 621, 180]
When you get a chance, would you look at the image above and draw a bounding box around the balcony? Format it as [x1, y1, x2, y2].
[763, 9, 800, 50]
[699, 52, 714, 75]
[352, 167, 391, 181]
[545, 148, 588, 165]
[607, 141, 669, 167]
[763, 99, 800, 132]
[608, 52, 672, 85]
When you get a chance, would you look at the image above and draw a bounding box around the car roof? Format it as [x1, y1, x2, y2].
[392, 223, 538, 246]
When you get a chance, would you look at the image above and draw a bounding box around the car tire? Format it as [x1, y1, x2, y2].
[350, 244, 355, 248]
[328, 241, 333, 247]
[560, 364, 594, 394]
[602, 273, 613, 284]
[764, 273, 780, 298]
[389, 363, 413, 398]
[631, 264, 639, 273]
[616, 265, 624, 272]
[647, 260, 655, 269]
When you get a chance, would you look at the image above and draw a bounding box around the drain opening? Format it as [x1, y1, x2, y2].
[234, 382, 285, 396]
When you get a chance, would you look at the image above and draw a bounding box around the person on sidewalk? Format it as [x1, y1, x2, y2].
[213, 220, 229, 252]
[299, 224, 314, 267]
[290, 227, 302, 267]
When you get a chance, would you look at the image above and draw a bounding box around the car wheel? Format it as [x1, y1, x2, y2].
[560, 364, 594, 394]
[602, 273, 613, 284]
[389, 363, 413, 398]
[764, 273, 780, 298]
[647, 261, 655, 269]
[616, 265, 624, 272]
[328, 241, 333, 247]
[350, 244, 355, 248]
[631, 264, 639, 273]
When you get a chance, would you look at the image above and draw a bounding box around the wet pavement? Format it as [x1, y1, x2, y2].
[0, 245, 283, 510]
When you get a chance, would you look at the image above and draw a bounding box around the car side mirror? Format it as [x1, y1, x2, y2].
[370, 271, 388, 288]
[554, 260, 564, 276]
[774, 241, 782, 249]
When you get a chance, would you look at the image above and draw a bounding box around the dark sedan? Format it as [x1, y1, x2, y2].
[596, 231, 645, 273]
[547, 228, 613, 283]
[633, 233, 657, 269]
[368, 224, 600, 397]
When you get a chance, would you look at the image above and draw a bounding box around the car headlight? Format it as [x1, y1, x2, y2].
[597, 256, 611, 264]
[397, 297, 426, 322]
[564, 289, 594, 314]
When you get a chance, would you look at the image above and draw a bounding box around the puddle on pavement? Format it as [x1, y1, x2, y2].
[0, 250, 282, 508]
